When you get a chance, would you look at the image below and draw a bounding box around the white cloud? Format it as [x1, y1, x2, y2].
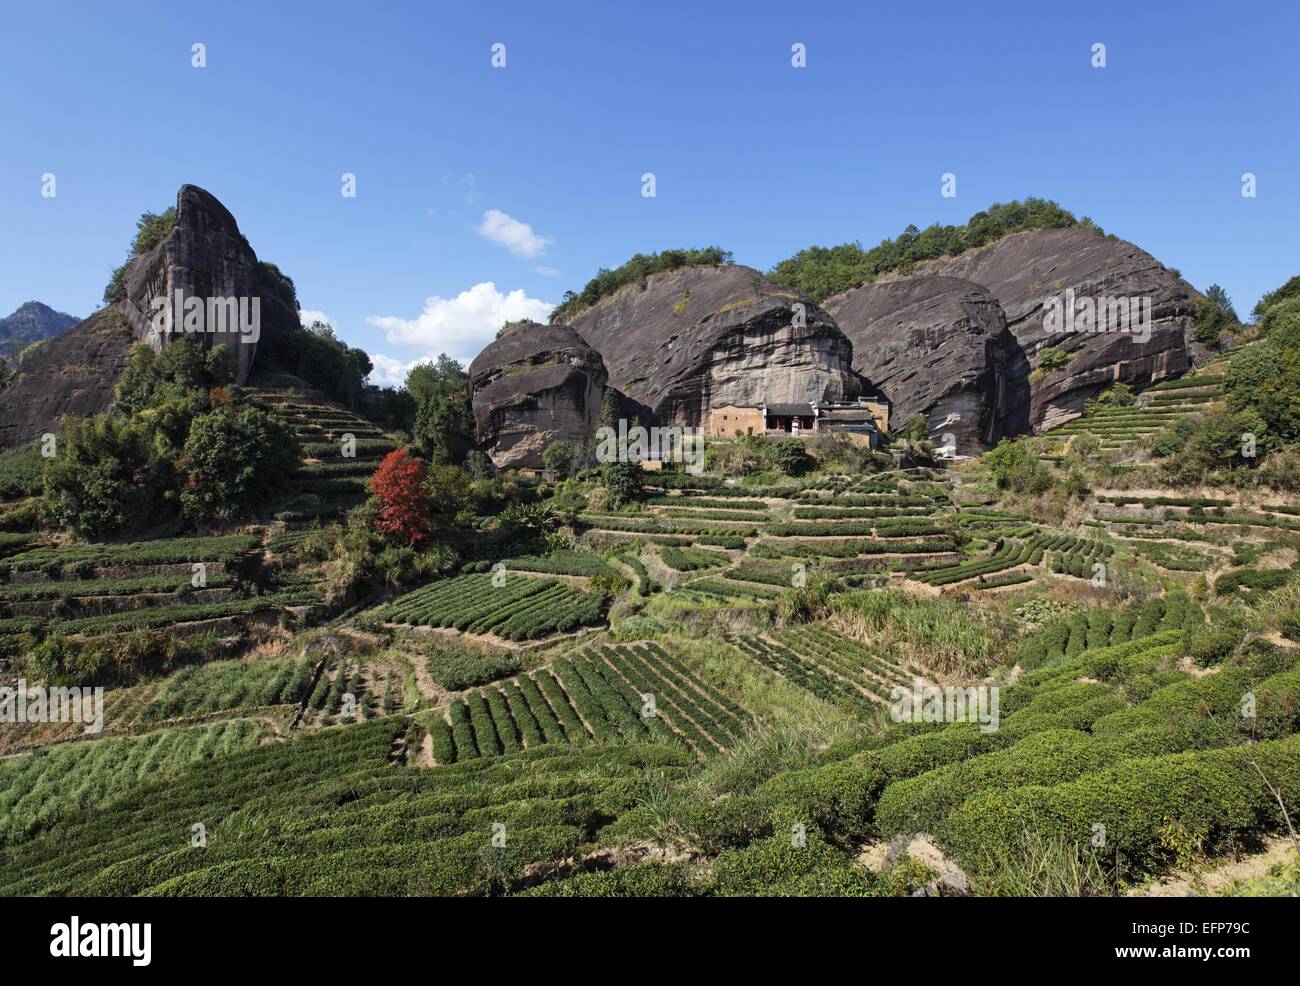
[531, 265, 561, 277]
[476, 209, 552, 258]
[367, 353, 429, 389]
[298, 310, 333, 328]
[366, 281, 553, 366]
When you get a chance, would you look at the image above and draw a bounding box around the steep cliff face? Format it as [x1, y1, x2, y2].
[123, 184, 296, 385]
[0, 185, 300, 449]
[568, 264, 862, 427]
[469, 321, 608, 469]
[0, 305, 135, 448]
[913, 227, 1199, 432]
[824, 276, 1025, 454]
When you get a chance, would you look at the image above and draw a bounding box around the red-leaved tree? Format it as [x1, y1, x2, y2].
[371, 449, 432, 546]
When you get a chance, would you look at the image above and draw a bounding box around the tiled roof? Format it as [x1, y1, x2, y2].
[764, 403, 815, 416]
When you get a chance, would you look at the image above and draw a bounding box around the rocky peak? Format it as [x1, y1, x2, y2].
[0, 301, 79, 357]
[569, 264, 863, 427]
[825, 275, 1025, 454]
[0, 185, 301, 449]
[911, 227, 1199, 431]
[122, 184, 295, 385]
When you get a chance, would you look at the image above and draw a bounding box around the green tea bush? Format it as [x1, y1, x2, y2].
[428, 647, 525, 697]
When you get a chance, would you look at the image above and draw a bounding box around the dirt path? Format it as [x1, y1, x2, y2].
[1130, 836, 1298, 896]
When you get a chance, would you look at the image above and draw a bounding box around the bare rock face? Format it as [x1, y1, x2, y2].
[123, 184, 295, 385]
[914, 227, 1199, 432]
[469, 321, 608, 469]
[569, 264, 862, 426]
[0, 305, 135, 448]
[824, 276, 1025, 454]
[0, 185, 300, 449]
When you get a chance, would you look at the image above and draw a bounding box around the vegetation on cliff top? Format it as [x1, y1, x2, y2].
[769, 198, 1104, 301]
[103, 207, 176, 304]
[549, 246, 733, 324]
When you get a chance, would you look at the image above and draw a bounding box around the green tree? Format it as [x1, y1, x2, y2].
[603, 461, 644, 507]
[116, 339, 234, 414]
[1252, 274, 1300, 320]
[1204, 284, 1237, 321]
[983, 438, 1052, 493]
[44, 416, 157, 538]
[898, 414, 931, 443]
[550, 247, 733, 323]
[406, 355, 475, 465]
[768, 199, 1098, 300]
[178, 403, 300, 523]
[769, 437, 814, 476]
[542, 439, 580, 478]
[103, 208, 176, 304]
[424, 464, 479, 542]
[1224, 325, 1300, 443]
[1194, 298, 1230, 348]
[599, 388, 618, 430]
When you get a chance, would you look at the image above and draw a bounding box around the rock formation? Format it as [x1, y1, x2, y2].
[0, 305, 135, 448]
[913, 227, 1199, 432]
[568, 264, 862, 427]
[469, 321, 608, 469]
[0, 301, 79, 357]
[122, 184, 297, 386]
[824, 276, 1025, 454]
[0, 185, 300, 449]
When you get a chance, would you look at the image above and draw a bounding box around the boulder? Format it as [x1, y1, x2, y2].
[568, 264, 863, 427]
[824, 275, 1025, 453]
[469, 321, 608, 469]
[914, 227, 1200, 431]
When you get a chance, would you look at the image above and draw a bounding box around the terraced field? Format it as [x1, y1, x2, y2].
[728, 624, 932, 708]
[0, 532, 328, 644]
[5, 382, 1298, 901]
[247, 388, 399, 522]
[1043, 367, 1226, 458]
[364, 572, 609, 640]
[428, 641, 752, 763]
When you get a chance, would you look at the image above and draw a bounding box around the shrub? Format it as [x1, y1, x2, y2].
[424, 644, 521, 691]
[179, 402, 301, 524]
[0, 441, 46, 500]
[1281, 610, 1300, 643]
[1185, 624, 1246, 666]
[874, 730, 1107, 839]
[43, 415, 158, 538]
[941, 736, 1300, 879]
[769, 438, 815, 477]
[603, 461, 644, 507]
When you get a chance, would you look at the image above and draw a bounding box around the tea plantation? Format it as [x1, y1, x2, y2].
[3, 357, 1299, 898]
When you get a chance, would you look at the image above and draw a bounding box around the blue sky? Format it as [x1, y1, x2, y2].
[3, 0, 1297, 385]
